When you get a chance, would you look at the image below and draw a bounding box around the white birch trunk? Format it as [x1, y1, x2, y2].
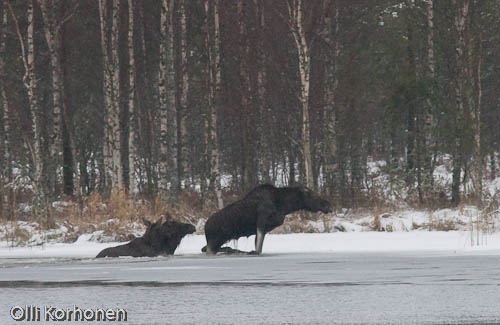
[159, 0, 176, 191]
[257, 3, 269, 183]
[288, 0, 313, 188]
[424, 0, 436, 189]
[127, 0, 135, 194]
[237, 0, 252, 188]
[27, 1, 46, 216]
[427, 0, 435, 78]
[110, 0, 122, 191]
[8, 1, 49, 220]
[0, 6, 8, 217]
[99, 0, 122, 191]
[324, 2, 340, 192]
[205, 0, 223, 209]
[98, 0, 113, 190]
[472, 32, 482, 203]
[167, 0, 177, 191]
[179, 0, 189, 188]
[159, 0, 169, 189]
[213, 0, 223, 208]
[451, 0, 469, 204]
[38, 0, 62, 168]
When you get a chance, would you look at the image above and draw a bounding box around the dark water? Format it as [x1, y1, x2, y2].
[1, 252, 500, 324]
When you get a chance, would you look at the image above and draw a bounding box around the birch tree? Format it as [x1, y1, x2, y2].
[99, 0, 122, 191]
[256, 1, 270, 183]
[287, 0, 314, 189]
[423, 0, 436, 192]
[472, 31, 482, 204]
[127, 0, 135, 194]
[110, 0, 121, 191]
[205, 0, 223, 209]
[451, 0, 469, 206]
[323, 0, 340, 194]
[38, 0, 64, 194]
[0, 4, 9, 218]
[405, 5, 417, 192]
[8, 1, 50, 222]
[159, 0, 176, 192]
[237, 0, 252, 189]
[178, 0, 189, 189]
[466, 10, 483, 204]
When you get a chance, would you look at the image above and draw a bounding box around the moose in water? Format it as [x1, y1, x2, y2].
[96, 216, 195, 258]
[203, 184, 332, 255]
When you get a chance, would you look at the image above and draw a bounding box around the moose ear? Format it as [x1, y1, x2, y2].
[156, 216, 164, 225]
[142, 217, 152, 228]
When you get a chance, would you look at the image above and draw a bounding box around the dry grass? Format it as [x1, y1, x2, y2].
[1, 222, 31, 246]
[1, 190, 211, 245]
[3, 186, 500, 245]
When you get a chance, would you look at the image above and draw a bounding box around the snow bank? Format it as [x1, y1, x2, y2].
[175, 232, 500, 255]
[2, 231, 500, 259]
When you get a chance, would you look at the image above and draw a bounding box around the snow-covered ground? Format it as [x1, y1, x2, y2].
[2, 202, 500, 258]
[1, 230, 500, 259]
[2, 158, 500, 259]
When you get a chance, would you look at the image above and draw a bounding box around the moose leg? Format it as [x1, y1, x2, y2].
[255, 227, 266, 254]
[254, 204, 275, 255]
[206, 237, 224, 255]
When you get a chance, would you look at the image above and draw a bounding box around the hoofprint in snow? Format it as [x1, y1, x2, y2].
[1, 231, 500, 259]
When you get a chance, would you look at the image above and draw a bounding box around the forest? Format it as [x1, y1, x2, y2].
[0, 0, 499, 227]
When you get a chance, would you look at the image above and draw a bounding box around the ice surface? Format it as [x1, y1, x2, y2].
[1, 252, 500, 324]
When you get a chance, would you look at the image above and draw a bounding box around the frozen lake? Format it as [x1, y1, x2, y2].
[1, 251, 500, 324]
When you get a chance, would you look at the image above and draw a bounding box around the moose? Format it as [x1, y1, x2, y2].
[96, 216, 195, 258]
[203, 184, 332, 255]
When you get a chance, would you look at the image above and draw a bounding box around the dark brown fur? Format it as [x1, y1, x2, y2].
[96, 217, 195, 258]
[203, 184, 332, 255]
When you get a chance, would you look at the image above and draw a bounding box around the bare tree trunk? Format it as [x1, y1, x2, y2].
[471, 32, 482, 204]
[159, 0, 176, 195]
[167, 2, 177, 195]
[98, 0, 112, 190]
[423, 0, 436, 192]
[288, 0, 313, 189]
[59, 1, 78, 197]
[237, 0, 251, 190]
[451, 0, 469, 206]
[406, 18, 415, 188]
[127, 0, 136, 194]
[8, 1, 50, 222]
[159, 0, 171, 190]
[324, 1, 340, 195]
[99, 0, 122, 192]
[0, 5, 9, 219]
[110, 0, 122, 191]
[406, 16, 419, 199]
[178, 0, 189, 190]
[257, 2, 270, 184]
[39, 0, 67, 197]
[205, 0, 223, 209]
[160, 0, 178, 198]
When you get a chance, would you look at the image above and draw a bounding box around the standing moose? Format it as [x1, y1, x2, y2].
[203, 184, 332, 255]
